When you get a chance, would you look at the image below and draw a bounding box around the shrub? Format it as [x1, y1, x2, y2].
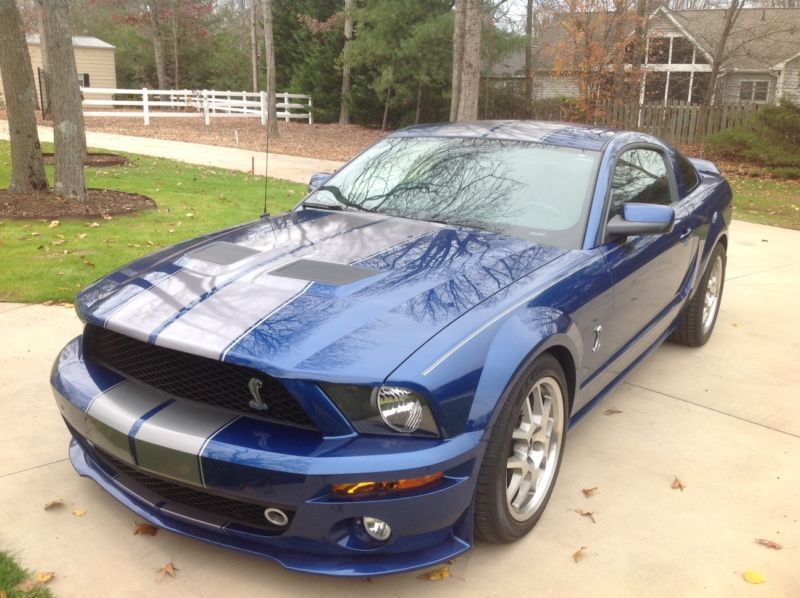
[707, 99, 800, 178]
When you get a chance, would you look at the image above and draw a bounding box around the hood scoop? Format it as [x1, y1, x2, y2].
[268, 259, 379, 286]
[187, 242, 260, 265]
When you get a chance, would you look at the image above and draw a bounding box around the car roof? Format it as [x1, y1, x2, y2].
[390, 120, 619, 152]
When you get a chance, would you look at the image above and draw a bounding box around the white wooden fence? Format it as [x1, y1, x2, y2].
[80, 88, 313, 125]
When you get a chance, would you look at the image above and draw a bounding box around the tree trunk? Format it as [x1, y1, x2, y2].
[262, 0, 279, 138]
[0, 0, 48, 192]
[525, 0, 533, 116]
[339, 0, 353, 125]
[449, 0, 466, 121]
[171, 6, 179, 88]
[455, 0, 482, 121]
[381, 87, 391, 131]
[148, 1, 169, 91]
[249, 0, 258, 92]
[415, 82, 423, 124]
[41, 0, 87, 201]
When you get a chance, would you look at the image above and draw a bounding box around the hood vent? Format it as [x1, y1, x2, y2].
[187, 242, 260, 265]
[269, 259, 379, 286]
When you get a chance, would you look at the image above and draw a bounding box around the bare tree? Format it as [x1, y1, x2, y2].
[525, 0, 534, 115]
[262, 0, 278, 137]
[451, 0, 483, 121]
[450, 0, 466, 121]
[170, 0, 180, 88]
[249, 0, 258, 92]
[339, 0, 353, 125]
[146, 1, 170, 91]
[0, 0, 48, 192]
[41, 0, 87, 201]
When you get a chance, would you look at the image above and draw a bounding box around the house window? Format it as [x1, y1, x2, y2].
[78, 73, 90, 87]
[739, 80, 769, 102]
[671, 37, 694, 64]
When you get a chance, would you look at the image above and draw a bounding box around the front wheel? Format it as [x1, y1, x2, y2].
[671, 243, 726, 347]
[474, 354, 568, 543]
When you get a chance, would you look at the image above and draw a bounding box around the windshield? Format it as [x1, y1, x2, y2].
[303, 136, 600, 249]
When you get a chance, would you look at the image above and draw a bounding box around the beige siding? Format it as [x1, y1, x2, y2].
[0, 42, 116, 106]
[721, 72, 777, 104]
[534, 75, 580, 99]
[781, 57, 800, 103]
[648, 14, 679, 37]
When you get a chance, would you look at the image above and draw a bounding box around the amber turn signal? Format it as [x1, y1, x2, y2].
[332, 472, 444, 495]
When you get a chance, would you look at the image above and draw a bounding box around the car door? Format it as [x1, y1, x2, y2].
[599, 146, 698, 367]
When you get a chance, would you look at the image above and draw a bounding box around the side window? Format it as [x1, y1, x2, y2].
[675, 152, 699, 194]
[610, 148, 672, 215]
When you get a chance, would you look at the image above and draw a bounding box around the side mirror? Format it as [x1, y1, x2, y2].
[606, 203, 675, 239]
[308, 172, 332, 193]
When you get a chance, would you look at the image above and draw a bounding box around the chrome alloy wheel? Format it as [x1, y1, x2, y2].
[702, 255, 723, 334]
[506, 376, 564, 521]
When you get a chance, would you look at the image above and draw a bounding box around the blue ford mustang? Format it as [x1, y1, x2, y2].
[51, 121, 731, 576]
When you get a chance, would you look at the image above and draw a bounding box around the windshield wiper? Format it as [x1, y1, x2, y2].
[300, 200, 344, 211]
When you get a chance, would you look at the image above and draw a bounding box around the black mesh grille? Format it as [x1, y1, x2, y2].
[91, 445, 292, 534]
[82, 324, 315, 429]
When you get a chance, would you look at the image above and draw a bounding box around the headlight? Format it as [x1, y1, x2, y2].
[322, 383, 439, 437]
[375, 386, 423, 432]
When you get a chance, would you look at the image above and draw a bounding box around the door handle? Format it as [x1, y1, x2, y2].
[679, 227, 692, 241]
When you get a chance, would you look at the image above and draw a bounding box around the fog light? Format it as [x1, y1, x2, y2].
[362, 516, 392, 541]
[263, 507, 289, 527]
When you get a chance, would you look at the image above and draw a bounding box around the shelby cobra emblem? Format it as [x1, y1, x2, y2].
[248, 378, 268, 411]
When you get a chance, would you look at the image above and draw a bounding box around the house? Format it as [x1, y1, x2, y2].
[0, 35, 117, 108]
[490, 7, 800, 106]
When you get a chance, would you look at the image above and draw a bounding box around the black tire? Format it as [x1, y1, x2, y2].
[474, 354, 569, 543]
[670, 243, 726, 347]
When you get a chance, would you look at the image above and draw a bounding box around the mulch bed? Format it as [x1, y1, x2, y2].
[41, 152, 129, 167]
[0, 188, 155, 219]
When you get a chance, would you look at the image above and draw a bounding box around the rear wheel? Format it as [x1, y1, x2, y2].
[671, 244, 726, 347]
[474, 354, 568, 543]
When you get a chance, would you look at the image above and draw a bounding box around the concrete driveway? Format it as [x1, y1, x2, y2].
[0, 219, 797, 597]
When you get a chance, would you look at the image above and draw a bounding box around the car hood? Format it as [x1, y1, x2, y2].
[78, 209, 566, 381]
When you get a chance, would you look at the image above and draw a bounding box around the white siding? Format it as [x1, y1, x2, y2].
[721, 72, 777, 104]
[780, 57, 800, 103]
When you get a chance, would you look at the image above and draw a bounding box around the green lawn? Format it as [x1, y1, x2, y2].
[0, 550, 53, 598]
[727, 176, 800, 230]
[0, 140, 305, 303]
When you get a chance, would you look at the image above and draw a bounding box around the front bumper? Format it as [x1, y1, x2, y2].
[52, 337, 481, 576]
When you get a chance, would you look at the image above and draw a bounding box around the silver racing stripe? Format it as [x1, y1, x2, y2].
[104, 213, 376, 340]
[145, 216, 439, 357]
[84, 382, 167, 464]
[133, 400, 238, 486]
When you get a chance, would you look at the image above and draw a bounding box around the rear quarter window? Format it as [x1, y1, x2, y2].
[675, 153, 700, 195]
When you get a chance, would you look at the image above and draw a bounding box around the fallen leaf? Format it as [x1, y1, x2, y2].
[574, 509, 597, 523]
[48, 220, 60, 228]
[743, 569, 765, 584]
[35, 572, 55, 584]
[671, 477, 686, 492]
[78, 233, 87, 239]
[157, 561, 179, 580]
[604, 407, 623, 416]
[582, 486, 598, 498]
[134, 522, 158, 536]
[43, 499, 64, 510]
[87, 222, 100, 228]
[754, 538, 782, 550]
[102, 214, 113, 221]
[572, 546, 588, 563]
[418, 565, 451, 581]
[72, 508, 87, 517]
